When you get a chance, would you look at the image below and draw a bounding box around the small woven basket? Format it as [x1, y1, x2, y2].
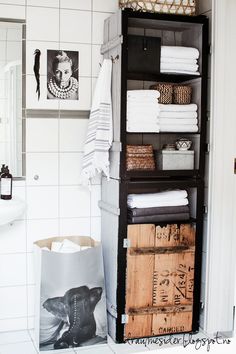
[126, 145, 155, 171]
[119, 0, 196, 16]
[150, 83, 173, 104]
[173, 85, 192, 104]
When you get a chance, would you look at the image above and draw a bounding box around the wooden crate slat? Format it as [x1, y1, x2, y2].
[152, 312, 193, 335]
[125, 315, 153, 339]
[128, 224, 156, 247]
[126, 224, 155, 310]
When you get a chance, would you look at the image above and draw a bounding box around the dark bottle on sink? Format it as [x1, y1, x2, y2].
[0, 166, 13, 200]
[0, 164, 6, 177]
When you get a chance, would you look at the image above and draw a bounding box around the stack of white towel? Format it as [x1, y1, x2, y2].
[161, 46, 200, 75]
[126, 90, 160, 132]
[128, 190, 189, 208]
[159, 103, 198, 132]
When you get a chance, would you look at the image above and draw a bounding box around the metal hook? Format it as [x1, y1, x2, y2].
[111, 54, 119, 63]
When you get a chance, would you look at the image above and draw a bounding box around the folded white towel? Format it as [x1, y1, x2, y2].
[161, 69, 200, 75]
[159, 111, 198, 119]
[161, 57, 197, 65]
[127, 122, 160, 133]
[82, 59, 113, 185]
[128, 190, 188, 208]
[160, 124, 198, 132]
[161, 62, 199, 73]
[161, 46, 200, 60]
[127, 90, 160, 99]
[127, 111, 160, 119]
[128, 198, 189, 208]
[159, 104, 197, 112]
[160, 118, 198, 125]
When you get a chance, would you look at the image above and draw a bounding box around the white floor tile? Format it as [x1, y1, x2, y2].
[0, 330, 30, 345]
[0, 318, 28, 333]
[74, 344, 113, 353]
[109, 342, 150, 353]
[0, 342, 37, 354]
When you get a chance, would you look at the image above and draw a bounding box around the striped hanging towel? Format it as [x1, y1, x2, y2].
[82, 59, 113, 185]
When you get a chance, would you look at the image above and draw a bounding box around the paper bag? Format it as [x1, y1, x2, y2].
[33, 236, 107, 351]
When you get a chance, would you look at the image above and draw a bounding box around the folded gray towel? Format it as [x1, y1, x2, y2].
[128, 212, 190, 224]
[128, 205, 189, 217]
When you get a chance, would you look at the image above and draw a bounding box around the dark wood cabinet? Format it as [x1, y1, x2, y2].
[100, 9, 208, 343]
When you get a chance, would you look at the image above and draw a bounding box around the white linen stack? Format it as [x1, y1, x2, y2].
[127, 190, 189, 208]
[161, 46, 200, 75]
[159, 103, 198, 132]
[126, 90, 160, 133]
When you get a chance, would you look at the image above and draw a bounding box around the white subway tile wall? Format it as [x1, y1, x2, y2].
[0, 0, 118, 333]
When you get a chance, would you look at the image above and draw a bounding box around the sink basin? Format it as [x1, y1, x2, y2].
[0, 197, 26, 226]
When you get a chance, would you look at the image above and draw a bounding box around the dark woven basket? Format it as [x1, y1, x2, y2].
[150, 83, 173, 104]
[174, 85, 192, 104]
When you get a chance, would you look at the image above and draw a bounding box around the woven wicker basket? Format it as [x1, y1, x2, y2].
[173, 85, 192, 104]
[119, 0, 196, 16]
[126, 145, 155, 171]
[150, 83, 173, 104]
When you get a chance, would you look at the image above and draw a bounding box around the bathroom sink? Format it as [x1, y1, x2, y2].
[0, 197, 25, 226]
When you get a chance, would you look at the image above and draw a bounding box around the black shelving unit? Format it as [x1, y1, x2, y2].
[100, 8, 208, 343]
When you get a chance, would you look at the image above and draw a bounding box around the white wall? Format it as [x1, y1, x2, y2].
[0, 0, 119, 332]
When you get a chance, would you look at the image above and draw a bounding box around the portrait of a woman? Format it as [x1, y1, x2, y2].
[47, 50, 79, 100]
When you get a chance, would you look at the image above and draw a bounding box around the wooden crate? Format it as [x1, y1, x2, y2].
[125, 223, 195, 338]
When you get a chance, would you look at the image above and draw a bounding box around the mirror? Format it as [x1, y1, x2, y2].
[0, 21, 24, 178]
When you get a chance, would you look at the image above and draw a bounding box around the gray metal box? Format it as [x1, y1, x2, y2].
[156, 150, 194, 170]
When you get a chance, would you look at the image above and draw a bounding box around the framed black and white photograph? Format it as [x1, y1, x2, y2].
[47, 49, 79, 100]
